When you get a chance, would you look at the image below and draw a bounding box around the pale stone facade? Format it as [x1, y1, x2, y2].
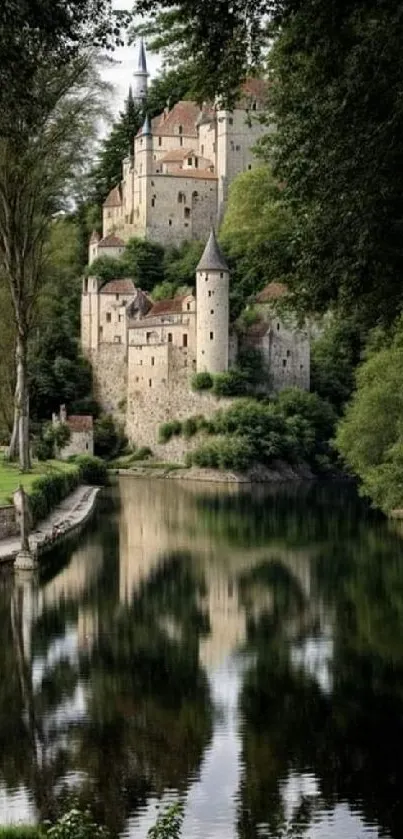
[82, 232, 311, 457]
[89, 42, 268, 254]
[52, 406, 94, 459]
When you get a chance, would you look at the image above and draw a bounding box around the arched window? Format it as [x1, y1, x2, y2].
[178, 192, 186, 204]
[184, 207, 191, 219]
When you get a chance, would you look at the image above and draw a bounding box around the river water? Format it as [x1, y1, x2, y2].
[1, 477, 403, 838]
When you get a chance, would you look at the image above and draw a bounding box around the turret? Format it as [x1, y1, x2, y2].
[133, 39, 149, 104]
[88, 230, 100, 265]
[196, 230, 229, 373]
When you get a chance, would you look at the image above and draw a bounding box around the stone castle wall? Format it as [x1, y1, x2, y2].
[90, 344, 128, 427]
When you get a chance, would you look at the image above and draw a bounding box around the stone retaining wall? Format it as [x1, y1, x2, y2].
[0, 505, 18, 539]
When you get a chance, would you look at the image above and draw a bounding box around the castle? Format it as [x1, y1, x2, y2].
[81, 43, 310, 457]
[90, 40, 268, 253]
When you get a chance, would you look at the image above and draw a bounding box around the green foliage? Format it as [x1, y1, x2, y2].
[120, 238, 165, 291]
[211, 370, 250, 397]
[164, 240, 203, 288]
[311, 316, 366, 412]
[189, 436, 255, 471]
[336, 324, 403, 511]
[29, 470, 80, 525]
[36, 422, 72, 460]
[159, 420, 182, 443]
[46, 807, 109, 839]
[94, 414, 126, 460]
[75, 455, 108, 485]
[88, 256, 129, 282]
[182, 417, 198, 438]
[90, 87, 142, 206]
[0, 830, 42, 839]
[147, 803, 184, 839]
[191, 372, 213, 392]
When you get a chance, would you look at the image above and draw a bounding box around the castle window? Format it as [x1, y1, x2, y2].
[277, 323, 280, 330]
[184, 207, 191, 219]
[179, 137, 183, 146]
[135, 376, 139, 382]
[151, 357, 155, 366]
[116, 294, 119, 301]
[187, 157, 192, 166]
[149, 379, 152, 387]
[183, 334, 188, 348]
[208, 290, 211, 297]
[178, 192, 185, 204]
[151, 180, 154, 186]
[151, 198, 155, 207]
[83, 277, 88, 293]
[229, 117, 233, 125]
[106, 312, 111, 323]
[300, 364, 304, 370]
[220, 272, 224, 278]
[146, 332, 151, 342]
[287, 350, 291, 357]
[178, 125, 183, 135]
[158, 137, 162, 146]
[283, 359, 287, 367]
[201, 144, 204, 155]
[248, 164, 252, 170]
[169, 219, 172, 226]
[184, 223, 189, 227]
[187, 303, 191, 311]
[168, 333, 173, 343]
[252, 101, 257, 111]
[153, 154, 156, 160]
[99, 326, 103, 338]
[192, 191, 199, 203]
[119, 315, 123, 322]
[210, 331, 214, 340]
[236, 145, 241, 151]
[210, 309, 214, 314]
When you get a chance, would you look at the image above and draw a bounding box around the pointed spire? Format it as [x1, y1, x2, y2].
[137, 38, 148, 73]
[196, 229, 229, 273]
[141, 113, 151, 136]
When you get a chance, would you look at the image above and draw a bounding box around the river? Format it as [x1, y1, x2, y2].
[1, 477, 403, 839]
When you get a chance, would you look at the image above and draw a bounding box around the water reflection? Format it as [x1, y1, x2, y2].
[0, 479, 403, 837]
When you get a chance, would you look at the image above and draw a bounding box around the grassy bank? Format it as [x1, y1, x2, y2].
[0, 828, 42, 839]
[0, 457, 76, 505]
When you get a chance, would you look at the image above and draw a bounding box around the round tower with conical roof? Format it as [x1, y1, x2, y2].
[133, 39, 149, 104]
[196, 230, 230, 374]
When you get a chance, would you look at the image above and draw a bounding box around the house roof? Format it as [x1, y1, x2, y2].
[145, 295, 192, 317]
[197, 229, 229, 273]
[168, 168, 217, 180]
[160, 148, 195, 163]
[240, 78, 268, 102]
[103, 185, 122, 208]
[100, 279, 136, 295]
[256, 282, 288, 303]
[98, 234, 125, 248]
[67, 415, 93, 433]
[153, 101, 200, 137]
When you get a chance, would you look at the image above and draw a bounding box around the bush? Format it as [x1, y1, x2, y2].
[189, 437, 255, 471]
[46, 808, 109, 839]
[75, 455, 108, 485]
[159, 420, 182, 443]
[29, 470, 80, 525]
[182, 417, 198, 438]
[191, 372, 213, 391]
[211, 369, 249, 397]
[131, 446, 153, 460]
[94, 414, 126, 459]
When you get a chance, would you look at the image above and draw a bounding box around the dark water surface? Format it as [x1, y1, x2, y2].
[1, 478, 403, 838]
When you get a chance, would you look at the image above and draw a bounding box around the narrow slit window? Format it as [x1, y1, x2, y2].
[210, 331, 214, 340]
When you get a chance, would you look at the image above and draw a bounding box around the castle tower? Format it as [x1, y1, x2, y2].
[196, 230, 229, 374]
[88, 230, 100, 265]
[133, 39, 149, 104]
[134, 114, 152, 231]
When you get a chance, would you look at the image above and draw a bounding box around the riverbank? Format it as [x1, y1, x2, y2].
[0, 484, 100, 564]
[116, 459, 316, 483]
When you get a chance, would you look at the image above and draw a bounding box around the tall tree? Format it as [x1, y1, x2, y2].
[0, 55, 108, 469]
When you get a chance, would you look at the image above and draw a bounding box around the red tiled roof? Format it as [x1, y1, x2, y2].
[98, 234, 125, 248]
[100, 279, 136, 295]
[256, 282, 288, 303]
[240, 78, 268, 102]
[154, 101, 200, 137]
[168, 168, 217, 180]
[103, 185, 122, 207]
[160, 148, 194, 163]
[145, 295, 189, 317]
[67, 415, 93, 433]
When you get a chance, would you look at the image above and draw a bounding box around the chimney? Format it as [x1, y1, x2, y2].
[60, 405, 67, 423]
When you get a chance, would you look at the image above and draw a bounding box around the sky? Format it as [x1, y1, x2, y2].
[102, 0, 162, 117]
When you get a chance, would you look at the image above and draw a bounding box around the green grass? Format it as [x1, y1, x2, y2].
[0, 457, 76, 505]
[0, 828, 43, 839]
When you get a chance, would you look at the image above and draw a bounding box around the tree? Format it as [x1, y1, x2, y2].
[0, 55, 108, 470]
[336, 321, 403, 512]
[91, 88, 143, 207]
[120, 238, 165, 291]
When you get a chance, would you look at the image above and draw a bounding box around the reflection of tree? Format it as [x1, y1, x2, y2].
[237, 517, 403, 839]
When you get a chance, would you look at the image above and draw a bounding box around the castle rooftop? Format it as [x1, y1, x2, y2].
[98, 233, 125, 248]
[145, 295, 191, 318]
[196, 230, 229, 273]
[103, 185, 122, 208]
[100, 279, 136, 295]
[256, 282, 288, 303]
[153, 101, 200, 137]
[67, 415, 93, 433]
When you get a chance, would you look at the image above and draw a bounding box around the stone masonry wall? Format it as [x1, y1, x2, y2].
[126, 344, 232, 460]
[0, 505, 18, 539]
[90, 344, 128, 427]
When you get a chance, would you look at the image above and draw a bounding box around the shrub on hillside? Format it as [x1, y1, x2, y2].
[94, 414, 126, 459]
[189, 437, 254, 471]
[75, 455, 108, 485]
[211, 369, 249, 397]
[159, 420, 182, 443]
[29, 470, 80, 525]
[191, 372, 213, 391]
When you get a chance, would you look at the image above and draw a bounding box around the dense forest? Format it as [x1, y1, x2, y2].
[0, 0, 402, 511]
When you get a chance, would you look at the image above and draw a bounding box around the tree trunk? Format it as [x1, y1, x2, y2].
[15, 331, 30, 471]
[7, 387, 19, 460]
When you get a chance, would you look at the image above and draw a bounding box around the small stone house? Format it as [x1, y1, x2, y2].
[52, 405, 94, 460]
